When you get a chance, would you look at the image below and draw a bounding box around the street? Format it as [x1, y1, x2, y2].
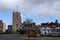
[0, 34, 60, 40]
[0, 34, 23, 40]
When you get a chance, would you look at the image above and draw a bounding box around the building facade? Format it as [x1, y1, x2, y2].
[49, 22, 56, 28]
[8, 25, 12, 32]
[41, 23, 49, 27]
[12, 11, 21, 32]
[3, 23, 6, 32]
[0, 20, 3, 33]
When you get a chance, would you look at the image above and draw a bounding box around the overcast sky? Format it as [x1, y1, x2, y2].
[0, 0, 60, 28]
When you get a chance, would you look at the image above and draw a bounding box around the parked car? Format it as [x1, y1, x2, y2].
[50, 29, 60, 37]
[40, 27, 60, 37]
[40, 29, 51, 37]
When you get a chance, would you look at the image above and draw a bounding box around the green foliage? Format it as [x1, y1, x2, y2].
[55, 19, 58, 27]
[5, 29, 12, 34]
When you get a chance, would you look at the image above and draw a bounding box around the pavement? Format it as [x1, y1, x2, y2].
[0, 34, 60, 40]
[0, 34, 23, 40]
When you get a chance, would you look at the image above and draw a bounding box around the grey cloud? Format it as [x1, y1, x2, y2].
[25, 0, 60, 5]
[0, 0, 60, 18]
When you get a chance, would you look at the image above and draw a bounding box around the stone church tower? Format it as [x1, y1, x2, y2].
[12, 11, 21, 32]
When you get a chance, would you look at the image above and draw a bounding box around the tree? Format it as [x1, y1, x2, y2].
[23, 19, 35, 27]
[55, 19, 58, 27]
[24, 19, 33, 24]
